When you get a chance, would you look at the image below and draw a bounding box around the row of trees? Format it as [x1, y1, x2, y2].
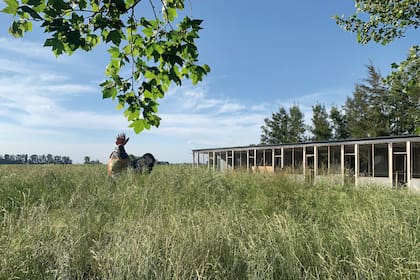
[0, 154, 72, 165]
[261, 61, 420, 144]
[84, 156, 102, 165]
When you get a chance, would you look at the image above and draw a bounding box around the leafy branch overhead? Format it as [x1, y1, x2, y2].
[334, 0, 419, 96]
[1, 0, 210, 133]
[334, 0, 419, 45]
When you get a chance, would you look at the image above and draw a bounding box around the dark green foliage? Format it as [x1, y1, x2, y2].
[311, 103, 332, 141]
[386, 46, 420, 135]
[1, 0, 210, 133]
[289, 105, 307, 143]
[261, 107, 289, 144]
[329, 106, 350, 140]
[261, 105, 306, 144]
[345, 64, 389, 137]
[344, 63, 419, 137]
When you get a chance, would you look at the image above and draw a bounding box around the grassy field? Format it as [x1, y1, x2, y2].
[0, 164, 419, 279]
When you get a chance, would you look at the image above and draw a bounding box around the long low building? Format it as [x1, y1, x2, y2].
[192, 135, 420, 190]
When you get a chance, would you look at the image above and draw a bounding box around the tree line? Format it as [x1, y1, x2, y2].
[0, 154, 72, 165]
[261, 61, 420, 144]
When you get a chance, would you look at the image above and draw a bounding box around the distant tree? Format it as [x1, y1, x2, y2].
[30, 154, 38, 164]
[310, 103, 332, 141]
[261, 105, 306, 144]
[288, 105, 307, 143]
[361, 64, 391, 136]
[344, 85, 370, 138]
[261, 107, 289, 144]
[62, 156, 72, 165]
[387, 72, 420, 135]
[53, 155, 61, 164]
[84, 156, 91, 164]
[329, 106, 350, 140]
[344, 64, 390, 138]
[47, 154, 53, 164]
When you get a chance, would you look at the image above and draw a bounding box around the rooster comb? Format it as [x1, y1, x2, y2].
[115, 133, 129, 145]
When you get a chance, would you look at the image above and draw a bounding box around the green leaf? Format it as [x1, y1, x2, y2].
[43, 37, 65, 56]
[1, 0, 19, 15]
[106, 30, 122, 45]
[78, 0, 87, 10]
[9, 21, 22, 37]
[142, 27, 153, 37]
[356, 31, 362, 43]
[164, 7, 177, 21]
[102, 87, 117, 99]
[129, 119, 145, 134]
[116, 102, 124, 110]
[108, 46, 120, 58]
[19, 5, 43, 20]
[153, 43, 163, 54]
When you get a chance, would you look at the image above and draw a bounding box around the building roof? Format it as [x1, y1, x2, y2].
[193, 135, 420, 153]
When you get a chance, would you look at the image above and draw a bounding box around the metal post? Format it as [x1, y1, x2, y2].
[355, 144, 359, 187]
[388, 143, 393, 187]
[327, 146, 331, 174]
[314, 146, 318, 179]
[341, 145, 345, 185]
[407, 141, 411, 188]
[232, 150, 235, 170]
[281, 147, 284, 169]
[247, 149, 249, 171]
[272, 148, 275, 172]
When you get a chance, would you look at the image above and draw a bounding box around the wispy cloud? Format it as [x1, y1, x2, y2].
[0, 40, 269, 162]
[0, 37, 56, 62]
[0, 36, 349, 163]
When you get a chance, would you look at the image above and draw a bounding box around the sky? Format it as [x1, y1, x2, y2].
[0, 0, 418, 164]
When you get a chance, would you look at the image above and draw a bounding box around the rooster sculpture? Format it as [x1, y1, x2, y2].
[107, 133, 130, 178]
[107, 133, 157, 178]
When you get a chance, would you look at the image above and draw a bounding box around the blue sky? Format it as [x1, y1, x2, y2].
[0, 0, 418, 163]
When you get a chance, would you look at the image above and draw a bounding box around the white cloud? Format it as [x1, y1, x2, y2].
[217, 102, 245, 113]
[0, 37, 55, 61]
[0, 37, 274, 163]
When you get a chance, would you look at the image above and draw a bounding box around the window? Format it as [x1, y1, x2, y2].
[294, 148, 303, 171]
[359, 144, 372, 177]
[330, 145, 341, 174]
[374, 144, 388, 177]
[284, 148, 293, 168]
[317, 146, 329, 175]
[412, 143, 420, 178]
[265, 149, 272, 166]
[256, 150, 264, 166]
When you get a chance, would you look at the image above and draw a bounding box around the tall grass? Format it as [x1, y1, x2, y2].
[0, 165, 419, 279]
